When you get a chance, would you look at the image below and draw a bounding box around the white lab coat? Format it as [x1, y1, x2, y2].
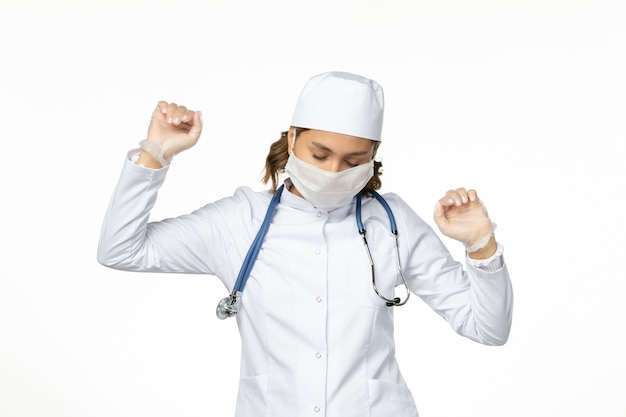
[98, 153, 513, 417]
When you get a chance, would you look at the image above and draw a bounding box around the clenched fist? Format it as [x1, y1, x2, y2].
[434, 188, 496, 259]
[138, 101, 203, 168]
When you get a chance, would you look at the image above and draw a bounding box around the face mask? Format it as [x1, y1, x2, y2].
[285, 152, 374, 209]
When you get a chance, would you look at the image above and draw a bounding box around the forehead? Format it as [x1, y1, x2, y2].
[298, 129, 375, 151]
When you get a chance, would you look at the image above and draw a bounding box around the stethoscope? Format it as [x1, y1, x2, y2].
[216, 184, 411, 319]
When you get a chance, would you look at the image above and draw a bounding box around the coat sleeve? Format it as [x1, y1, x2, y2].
[390, 194, 513, 346]
[97, 152, 256, 285]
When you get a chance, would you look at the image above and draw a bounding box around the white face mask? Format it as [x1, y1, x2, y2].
[285, 152, 374, 210]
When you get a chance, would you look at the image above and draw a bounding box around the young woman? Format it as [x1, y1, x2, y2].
[98, 71, 513, 417]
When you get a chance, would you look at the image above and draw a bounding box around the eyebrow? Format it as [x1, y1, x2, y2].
[311, 141, 371, 156]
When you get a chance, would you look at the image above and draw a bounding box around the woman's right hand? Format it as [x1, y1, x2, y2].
[146, 101, 203, 161]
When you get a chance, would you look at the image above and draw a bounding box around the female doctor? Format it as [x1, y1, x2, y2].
[98, 71, 513, 417]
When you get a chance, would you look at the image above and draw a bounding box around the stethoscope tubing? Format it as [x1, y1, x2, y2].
[216, 185, 284, 319]
[356, 190, 397, 233]
[356, 192, 410, 307]
[217, 187, 410, 319]
[233, 185, 285, 292]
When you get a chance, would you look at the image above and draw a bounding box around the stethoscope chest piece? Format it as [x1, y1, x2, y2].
[216, 291, 242, 320]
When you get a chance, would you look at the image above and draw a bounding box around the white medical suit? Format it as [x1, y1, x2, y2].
[98, 152, 513, 417]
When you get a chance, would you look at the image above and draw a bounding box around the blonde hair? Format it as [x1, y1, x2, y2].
[262, 128, 383, 193]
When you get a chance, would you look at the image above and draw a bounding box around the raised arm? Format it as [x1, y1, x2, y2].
[97, 102, 216, 273]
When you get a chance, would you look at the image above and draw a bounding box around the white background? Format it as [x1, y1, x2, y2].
[1, 0, 625, 416]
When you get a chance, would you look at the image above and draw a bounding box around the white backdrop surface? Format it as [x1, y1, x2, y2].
[1, 1, 625, 416]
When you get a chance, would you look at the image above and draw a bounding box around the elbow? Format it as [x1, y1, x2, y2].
[97, 254, 112, 269]
[97, 240, 149, 272]
[467, 329, 510, 347]
[97, 230, 139, 270]
[97, 230, 117, 268]
[477, 317, 513, 347]
[483, 332, 510, 347]
[97, 249, 118, 269]
[97, 242, 128, 270]
[458, 312, 513, 346]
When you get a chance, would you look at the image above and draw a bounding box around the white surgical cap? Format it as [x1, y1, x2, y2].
[290, 71, 385, 141]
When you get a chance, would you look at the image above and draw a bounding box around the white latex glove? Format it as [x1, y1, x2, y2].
[142, 101, 203, 164]
[434, 187, 495, 253]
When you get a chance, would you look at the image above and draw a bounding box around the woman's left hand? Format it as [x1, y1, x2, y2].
[434, 188, 495, 255]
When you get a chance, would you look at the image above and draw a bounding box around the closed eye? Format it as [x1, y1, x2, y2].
[313, 154, 358, 167]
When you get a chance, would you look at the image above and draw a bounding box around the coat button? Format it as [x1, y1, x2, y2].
[314, 406, 321, 412]
[316, 296, 322, 303]
[316, 212, 322, 218]
[315, 352, 322, 359]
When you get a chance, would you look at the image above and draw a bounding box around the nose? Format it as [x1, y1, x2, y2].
[328, 160, 343, 173]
